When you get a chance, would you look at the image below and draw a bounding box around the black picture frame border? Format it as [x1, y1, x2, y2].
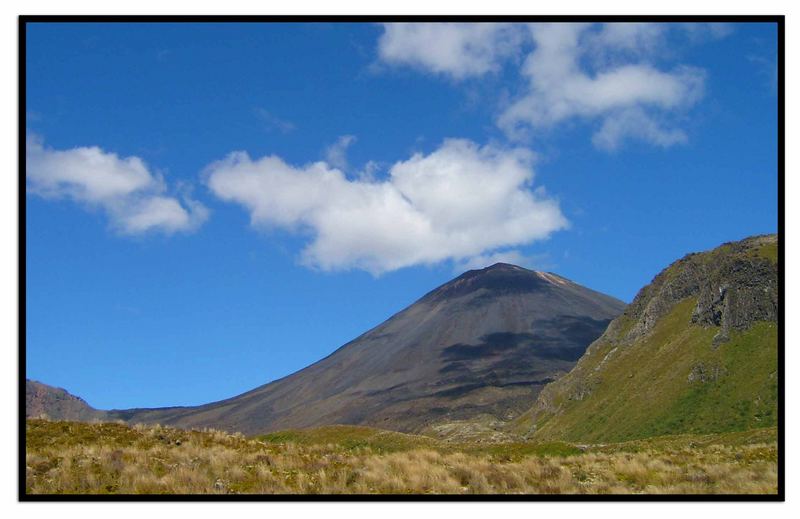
[18, 14, 786, 502]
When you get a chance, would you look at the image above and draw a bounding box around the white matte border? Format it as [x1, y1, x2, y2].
[3, 2, 794, 517]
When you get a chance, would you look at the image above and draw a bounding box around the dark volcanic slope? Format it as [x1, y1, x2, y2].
[114, 263, 625, 435]
[26, 379, 106, 422]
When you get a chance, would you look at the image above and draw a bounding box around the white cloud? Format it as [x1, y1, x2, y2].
[26, 137, 208, 235]
[324, 135, 357, 172]
[592, 107, 689, 151]
[206, 139, 567, 275]
[498, 23, 705, 149]
[378, 23, 525, 79]
[378, 22, 715, 150]
[586, 23, 666, 58]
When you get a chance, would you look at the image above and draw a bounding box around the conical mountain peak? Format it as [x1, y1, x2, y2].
[424, 262, 569, 303]
[97, 260, 626, 435]
[483, 262, 529, 271]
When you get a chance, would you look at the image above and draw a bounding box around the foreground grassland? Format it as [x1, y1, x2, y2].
[26, 420, 777, 495]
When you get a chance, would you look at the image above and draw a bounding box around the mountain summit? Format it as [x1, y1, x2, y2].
[422, 263, 575, 302]
[112, 263, 625, 435]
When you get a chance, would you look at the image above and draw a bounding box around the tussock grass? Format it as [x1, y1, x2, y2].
[25, 420, 777, 495]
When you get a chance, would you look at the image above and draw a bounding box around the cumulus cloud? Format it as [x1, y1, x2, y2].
[378, 22, 716, 150]
[206, 139, 567, 274]
[497, 23, 705, 149]
[591, 106, 689, 151]
[378, 23, 525, 79]
[26, 137, 208, 235]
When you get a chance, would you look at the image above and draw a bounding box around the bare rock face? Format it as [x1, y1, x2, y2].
[623, 235, 777, 345]
[111, 263, 625, 435]
[690, 242, 778, 344]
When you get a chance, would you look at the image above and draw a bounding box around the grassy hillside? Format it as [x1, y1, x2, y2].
[516, 235, 778, 443]
[25, 419, 776, 495]
[518, 299, 777, 442]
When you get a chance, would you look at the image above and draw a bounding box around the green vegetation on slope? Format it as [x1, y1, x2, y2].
[752, 241, 778, 264]
[526, 298, 778, 443]
[25, 419, 777, 495]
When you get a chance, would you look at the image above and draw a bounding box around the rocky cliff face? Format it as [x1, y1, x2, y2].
[516, 234, 778, 442]
[623, 234, 778, 346]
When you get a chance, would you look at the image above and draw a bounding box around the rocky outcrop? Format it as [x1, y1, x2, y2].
[623, 234, 777, 345]
[690, 240, 778, 344]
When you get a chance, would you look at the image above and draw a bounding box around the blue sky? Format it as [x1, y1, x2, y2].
[25, 22, 778, 409]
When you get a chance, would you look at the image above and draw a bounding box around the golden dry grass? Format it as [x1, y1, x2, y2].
[25, 419, 777, 495]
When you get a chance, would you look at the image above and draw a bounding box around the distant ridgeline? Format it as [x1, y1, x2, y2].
[514, 234, 778, 442]
[26, 379, 105, 422]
